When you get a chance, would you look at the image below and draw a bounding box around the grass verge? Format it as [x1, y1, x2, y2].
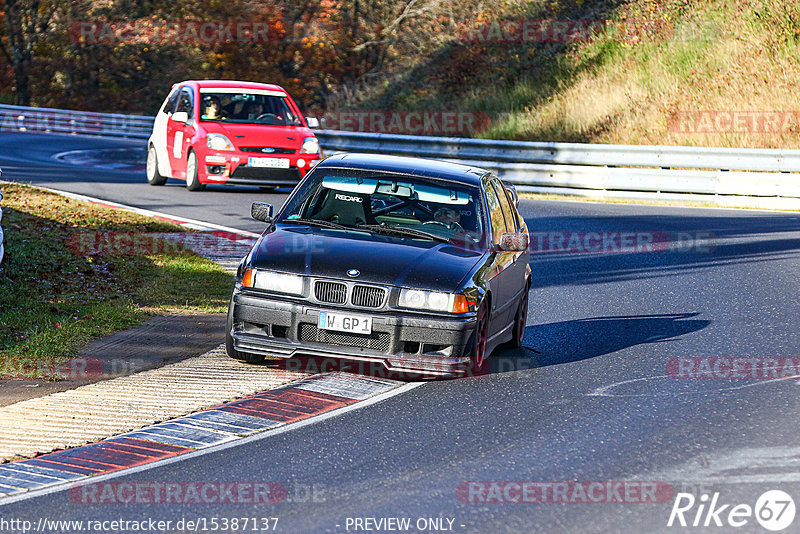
[0, 182, 233, 379]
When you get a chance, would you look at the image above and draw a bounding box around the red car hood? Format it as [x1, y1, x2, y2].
[202, 122, 314, 150]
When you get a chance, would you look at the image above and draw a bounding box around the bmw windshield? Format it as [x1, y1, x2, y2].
[278, 169, 486, 245]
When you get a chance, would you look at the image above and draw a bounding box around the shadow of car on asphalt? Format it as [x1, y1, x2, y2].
[254, 312, 709, 381]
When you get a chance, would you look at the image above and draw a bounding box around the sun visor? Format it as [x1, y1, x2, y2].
[322, 176, 378, 194]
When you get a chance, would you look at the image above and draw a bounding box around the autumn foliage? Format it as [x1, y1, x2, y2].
[0, 0, 492, 114]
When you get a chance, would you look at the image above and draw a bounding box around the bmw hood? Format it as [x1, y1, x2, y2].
[249, 225, 486, 292]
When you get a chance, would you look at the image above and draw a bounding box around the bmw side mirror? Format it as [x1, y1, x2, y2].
[251, 202, 274, 223]
[496, 232, 530, 252]
[171, 111, 189, 124]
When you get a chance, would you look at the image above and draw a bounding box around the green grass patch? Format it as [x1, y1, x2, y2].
[0, 183, 233, 379]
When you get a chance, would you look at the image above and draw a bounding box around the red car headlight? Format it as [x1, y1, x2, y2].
[300, 137, 320, 155]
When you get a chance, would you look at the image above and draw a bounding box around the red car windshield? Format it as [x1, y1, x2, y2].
[199, 92, 302, 126]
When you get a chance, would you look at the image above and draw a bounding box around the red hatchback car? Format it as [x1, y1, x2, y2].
[146, 80, 322, 191]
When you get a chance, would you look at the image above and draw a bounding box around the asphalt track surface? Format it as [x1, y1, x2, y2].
[2, 132, 800, 532]
[0, 133, 283, 233]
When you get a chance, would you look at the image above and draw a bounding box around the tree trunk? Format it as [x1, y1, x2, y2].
[3, 0, 56, 107]
[13, 62, 30, 106]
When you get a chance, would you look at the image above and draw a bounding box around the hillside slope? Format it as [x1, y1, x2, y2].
[358, 0, 800, 148]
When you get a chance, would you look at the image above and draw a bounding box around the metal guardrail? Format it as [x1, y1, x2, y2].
[314, 130, 800, 200]
[2, 104, 800, 203]
[0, 103, 154, 138]
[314, 130, 800, 172]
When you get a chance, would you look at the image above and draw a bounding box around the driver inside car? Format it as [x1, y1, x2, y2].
[202, 96, 225, 120]
[244, 101, 263, 120]
[433, 207, 462, 230]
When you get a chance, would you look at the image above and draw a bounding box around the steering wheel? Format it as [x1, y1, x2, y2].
[256, 113, 282, 123]
[423, 220, 464, 233]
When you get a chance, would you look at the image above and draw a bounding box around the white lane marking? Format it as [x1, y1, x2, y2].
[0, 180, 261, 238]
[0, 464, 81, 482]
[141, 422, 238, 443]
[0, 467, 75, 482]
[643, 446, 800, 485]
[588, 374, 800, 397]
[174, 415, 262, 435]
[0, 469, 67, 486]
[121, 431, 213, 449]
[0, 381, 424, 507]
[184, 410, 280, 430]
[295, 373, 400, 400]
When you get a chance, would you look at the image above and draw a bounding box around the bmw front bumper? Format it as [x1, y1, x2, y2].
[229, 289, 477, 377]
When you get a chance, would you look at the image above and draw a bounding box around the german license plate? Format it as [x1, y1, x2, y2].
[318, 311, 373, 335]
[248, 157, 290, 169]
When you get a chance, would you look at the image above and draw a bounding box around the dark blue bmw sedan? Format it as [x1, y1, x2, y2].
[226, 153, 530, 377]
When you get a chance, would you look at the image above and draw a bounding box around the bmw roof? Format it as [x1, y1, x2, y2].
[315, 153, 491, 186]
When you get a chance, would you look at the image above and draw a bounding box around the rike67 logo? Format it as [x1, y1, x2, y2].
[668, 490, 796, 531]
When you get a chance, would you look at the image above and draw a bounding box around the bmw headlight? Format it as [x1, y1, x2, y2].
[399, 289, 467, 313]
[300, 137, 320, 155]
[241, 268, 304, 295]
[207, 133, 235, 151]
